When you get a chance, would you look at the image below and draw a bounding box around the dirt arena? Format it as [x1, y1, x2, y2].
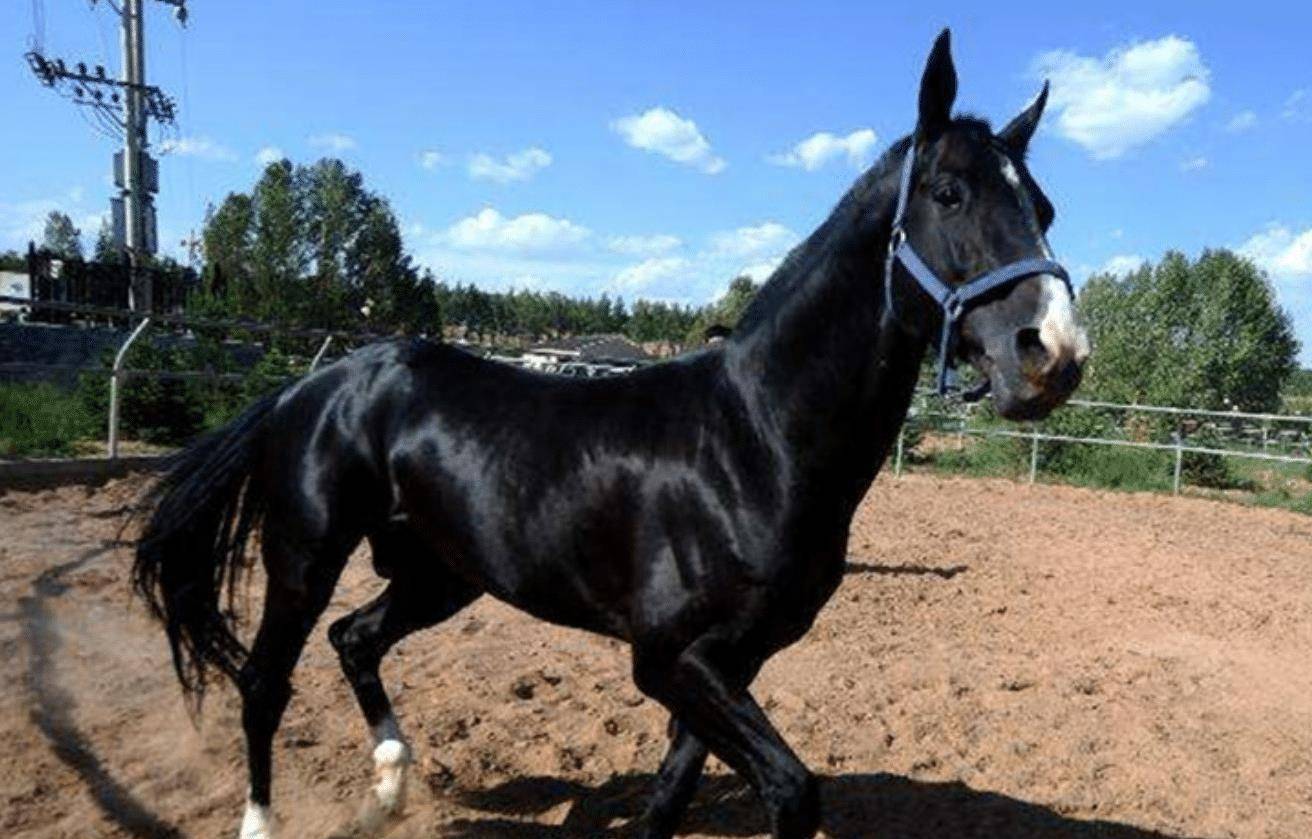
[1, 472, 1309, 838]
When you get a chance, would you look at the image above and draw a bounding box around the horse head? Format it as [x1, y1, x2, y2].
[890, 29, 1089, 419]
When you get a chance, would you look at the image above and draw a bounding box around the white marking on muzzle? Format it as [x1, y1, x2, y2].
[996, 151, 1088, 366]
[239, 798, 273, 839]
[1037, 274, 1089, 364]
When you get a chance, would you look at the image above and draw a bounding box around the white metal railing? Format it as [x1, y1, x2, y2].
[1068, 398, 1312, 425]
[893, 394, 1312, 494]
[107, 317, 151, 459]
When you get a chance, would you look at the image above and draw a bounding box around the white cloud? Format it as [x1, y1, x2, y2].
[419, 150, 447, 171]
[1100, 254, 1148, 276]
[254, 146, 285, 166]
[1180, 155, 1209, 172]
[78, 210, 109, 236]
[1225, 110, 1257, 133]
[767, 128, 879, 171]
[443, 208, 591, 253]
[1033, 35, 1211, 159]
[159, 135, 236, 161]
[612, 256, 689, 291]
[467, 147, 552, 184]
[1282, 90, 1310, 123]
[739, 257, 784, 282]
[1240, 225, 1312, 279]
[412, 212, 800, 305]
[709, 221, 798, 258]
[308, 132, 357, 153]
[607, 233, 682, 256]
[611, 107, 725, 174]
[0, 186, 103, 251]
[1, 198, 61, 246]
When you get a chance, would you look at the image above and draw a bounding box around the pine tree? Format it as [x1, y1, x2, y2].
[41, 211, 83, 260]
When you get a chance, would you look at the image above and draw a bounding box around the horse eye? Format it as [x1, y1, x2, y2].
[933, 183, 963, 209]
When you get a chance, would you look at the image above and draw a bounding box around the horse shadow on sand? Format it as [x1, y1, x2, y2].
[440, 559, 1188, 838]
[440, 771, 1197, 839]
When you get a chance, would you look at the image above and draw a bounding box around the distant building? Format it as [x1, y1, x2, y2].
[520, 334, 653, 377]
[703, 323, 732, 345]
[0, 271, 29, 317]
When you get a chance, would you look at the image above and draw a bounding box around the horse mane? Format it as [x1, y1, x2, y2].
[733, 135, 912, 337]
[734, 115, 1006, 339]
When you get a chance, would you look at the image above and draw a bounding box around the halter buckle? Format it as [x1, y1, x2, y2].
[887, 226, 906, 256]
[945, 295, 964, 321]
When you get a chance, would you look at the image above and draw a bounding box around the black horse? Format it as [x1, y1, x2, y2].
[135, 30, 1087, 839]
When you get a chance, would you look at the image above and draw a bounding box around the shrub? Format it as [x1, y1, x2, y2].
[77, 341, 208, 446]
[1044, 442, 1174, 492]
[929, 435, 1025, 479]
[0, 382, 98, 457]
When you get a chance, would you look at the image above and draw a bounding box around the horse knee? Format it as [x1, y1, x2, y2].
[328, 615, 378, 678]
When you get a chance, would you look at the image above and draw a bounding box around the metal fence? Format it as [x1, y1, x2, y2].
[1, 297, 375, 459]
[892, 393, 1312, 494]
[6, 294, 1311, 497]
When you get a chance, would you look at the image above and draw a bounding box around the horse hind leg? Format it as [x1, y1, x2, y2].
[640, 718, 709, 839]
[328, 533, 480, 823]
[238, 535, 354, 839]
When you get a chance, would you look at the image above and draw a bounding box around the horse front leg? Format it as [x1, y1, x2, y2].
[328, 562, 480, 826]
[634, 637, 819, 839]
[640, 718, 709, 839]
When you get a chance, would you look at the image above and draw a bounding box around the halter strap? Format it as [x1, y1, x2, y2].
[883, 145, 1073, 394]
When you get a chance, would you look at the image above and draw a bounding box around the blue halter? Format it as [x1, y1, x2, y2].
[883, 145, 1072, 395]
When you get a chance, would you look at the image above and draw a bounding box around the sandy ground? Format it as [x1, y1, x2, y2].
[0, 473, 1310, 838]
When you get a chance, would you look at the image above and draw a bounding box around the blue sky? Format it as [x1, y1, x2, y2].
[4, 1, 1311, 357]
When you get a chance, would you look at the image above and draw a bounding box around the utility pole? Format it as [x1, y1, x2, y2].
[26, 0, 187, 313]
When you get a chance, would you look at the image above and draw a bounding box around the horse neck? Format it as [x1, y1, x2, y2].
[725, 156, 928, 506]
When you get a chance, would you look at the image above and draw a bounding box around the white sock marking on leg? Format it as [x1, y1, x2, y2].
[239, 799, 273, 839]
[372, 738, 409, 814]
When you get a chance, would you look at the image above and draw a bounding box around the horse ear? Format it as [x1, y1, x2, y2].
[999, 81, 1049, 154]
[917, 28, 958, 143]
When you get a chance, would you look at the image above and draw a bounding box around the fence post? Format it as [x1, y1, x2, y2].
[108, 317, 151, 460]
[1029, 424, 1040, 484]
[309, 335, 333, 371]
[1172, 431, 1184, 495]
[894, 427, 905, 477]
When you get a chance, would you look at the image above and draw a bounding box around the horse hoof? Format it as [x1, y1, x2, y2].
[238, 801, 274, 839]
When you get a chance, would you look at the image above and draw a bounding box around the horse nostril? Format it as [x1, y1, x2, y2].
[1015, 328, 1046, 365]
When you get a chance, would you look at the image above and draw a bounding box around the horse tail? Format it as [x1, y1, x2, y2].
[132, 388, 285, 705]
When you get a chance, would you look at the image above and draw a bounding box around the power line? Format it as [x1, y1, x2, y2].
[29, 0, 45, 50]
[25, 0, 189, 313]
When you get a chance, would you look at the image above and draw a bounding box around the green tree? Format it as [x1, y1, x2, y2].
[1077, 249, 1299, 488]
[250, 160, 306, 323]
[200, 194, 255, 306]
[196, 157, 437, 336]
[1281, 368, 1312, 414]
[42, 211, 83, 260]
[687, 275, 759, 342]
[93, 218, 124, 264]
[1079, 249, 1298, 412]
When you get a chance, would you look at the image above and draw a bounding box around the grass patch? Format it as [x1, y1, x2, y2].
[0, 382, 98, 458]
